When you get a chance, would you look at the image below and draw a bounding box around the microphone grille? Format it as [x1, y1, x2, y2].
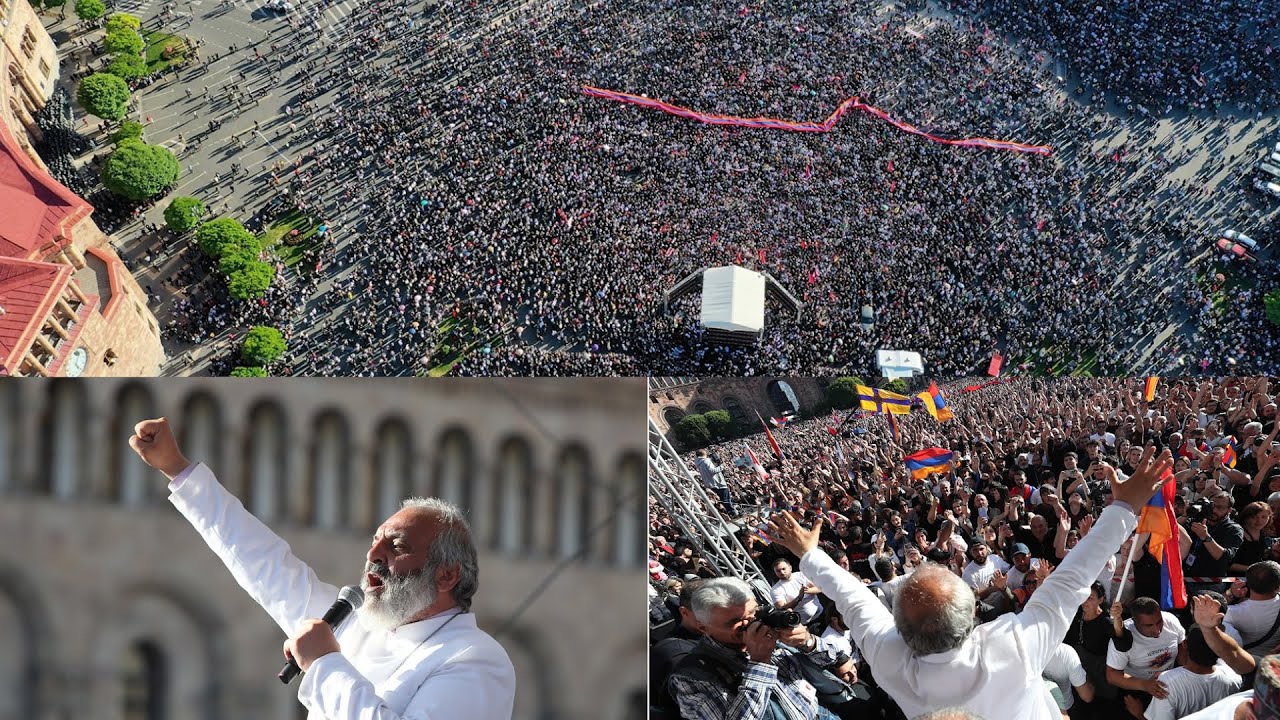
[338, 584, 365, 609]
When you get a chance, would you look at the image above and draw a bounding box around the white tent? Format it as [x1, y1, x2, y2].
[876, 349, 925, 379]
[700, 266, 766, 334]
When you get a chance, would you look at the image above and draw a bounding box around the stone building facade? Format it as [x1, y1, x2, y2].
[0, 378, 647, 720]
[1, 0, 166, 378]
[647, 376, 830, 436]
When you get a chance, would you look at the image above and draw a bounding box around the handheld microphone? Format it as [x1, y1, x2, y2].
[279, 584, 365, 684]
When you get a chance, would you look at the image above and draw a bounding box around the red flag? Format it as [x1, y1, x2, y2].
[807, 268, 819, 284]
[887, 160, 894, 173]
[757, 248, 766, 265]
[735, 250, 743, 264]
[757, 412, 785, 463]
[710, 230, 718, 244]
[987, 352, 1003, 377]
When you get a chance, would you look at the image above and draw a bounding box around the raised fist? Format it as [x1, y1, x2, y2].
[129, 417, 191, 480]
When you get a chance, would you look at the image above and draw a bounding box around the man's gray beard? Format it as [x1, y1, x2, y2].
[358, 562, 437, 632]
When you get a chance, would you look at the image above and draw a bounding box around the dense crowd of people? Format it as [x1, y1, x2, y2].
[26, 0, 1280, 374]
[650, 376, 1280, 719]
[213, 0, 1275, 376]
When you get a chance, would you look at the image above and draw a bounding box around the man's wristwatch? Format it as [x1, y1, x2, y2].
[804, 635, 818, 653]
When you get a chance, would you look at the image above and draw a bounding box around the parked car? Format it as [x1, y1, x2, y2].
[1259, 162, 1280, 181]
[1216, 238, 1256, 260]
[266, 0, 292, 12]
[1220, 229, 1258, 251]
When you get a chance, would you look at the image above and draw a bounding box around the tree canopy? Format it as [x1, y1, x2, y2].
[74, 0, 106, 20]
[227, 262, 276, 300]
[163, 196, 205, 233]
[195, 218, 256, 258]
[76, 73, 130, 121]
[101, 140, 180, 200]
[826, 377, 865, 410]
[240, 326, 286, 366]
[230, 366, 268, 377]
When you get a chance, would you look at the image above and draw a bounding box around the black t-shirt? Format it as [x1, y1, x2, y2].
[1068, 609, 1115, 657]
[1013, 525, 1058, 560]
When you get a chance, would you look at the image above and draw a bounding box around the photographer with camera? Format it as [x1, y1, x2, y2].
[667, 578, 847, 720]
[1179, 495, 1244, 594]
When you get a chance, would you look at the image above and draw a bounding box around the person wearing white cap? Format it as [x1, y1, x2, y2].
[766, 447, 1174, 720]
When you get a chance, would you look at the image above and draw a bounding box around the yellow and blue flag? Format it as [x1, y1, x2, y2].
[857, 384, 913, 415]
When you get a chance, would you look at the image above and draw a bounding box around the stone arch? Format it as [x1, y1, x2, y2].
[552, 446, 593, 560]
[242, 400, 287, 522]
[91, 582, 230, 720]
[720, 395, 749, 430]
[689, 400, 715, 415]
[660, 406, 685, 429]
[371, 416, 414, 528]
[767, 379, 801, 416]
[432, 427, 473, 510]
[111, 383, 157, 507]
[0, 562, 56, 720]
[493, 435, 534, 554]
[179, 392, 222, 472]
[309, 408, 351, 530]
[38, 380, 86, 499]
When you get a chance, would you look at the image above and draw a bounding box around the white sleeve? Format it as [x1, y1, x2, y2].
[1169, 614, 1186, 644]
[771, 583, 788, 604]
[1106, 639, 1130, 671]
[1144, 696, 1175, 720]
[168, 463, 337, 635]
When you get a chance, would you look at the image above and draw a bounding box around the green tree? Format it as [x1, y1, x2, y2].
[826, 376, 865, 410]
[1266, 289, 1280, 326]
[195, 218, 255, 258]
[109, 120, 143, 144]
[218, 245, 259, 275]
[101, 140, 179, 200]
[883, 378, 908, 395]
[74, 0, 106, 20]
[163, 196, 205, 233]
[227, 261, 276, 300]
[672, 413, 712, 448]
[76, 72, 130, 121]
[240, 326, 286, 366]
[229, 366, 268, 377]
[105, 13, 141, 31]
[106, 52, 147, 80]
[103, 26, 144, 55]
[704, 409, 735, 441]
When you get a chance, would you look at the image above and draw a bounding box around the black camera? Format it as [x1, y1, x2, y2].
[756, 604, 802, 629]
[1186, 499, 1212, 523]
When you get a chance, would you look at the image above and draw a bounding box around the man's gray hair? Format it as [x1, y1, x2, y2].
[687, 577, 754, 624]
[893, 564, 976, 655]
[402, 497, 479, 612]
[1245, 421, 1264, 436]
[912, 709, 986, 720]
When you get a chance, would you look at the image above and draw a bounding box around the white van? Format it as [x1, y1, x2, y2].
[1258, 162, 1280, 180]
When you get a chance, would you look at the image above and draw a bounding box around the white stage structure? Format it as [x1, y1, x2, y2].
[877, 349, 925, 379]
[664, 265, 802, 346]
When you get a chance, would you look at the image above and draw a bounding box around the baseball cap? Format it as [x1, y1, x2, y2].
[1011, 543, 1031, 557]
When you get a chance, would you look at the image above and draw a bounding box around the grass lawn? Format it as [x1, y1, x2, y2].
[425, 316, 510, 376]
[143, 31, 187, 73]
[259, 209, 323, 267]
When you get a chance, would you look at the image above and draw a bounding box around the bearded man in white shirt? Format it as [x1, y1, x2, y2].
[766, 446, 1174, 720]
[129, 418, 516, 720]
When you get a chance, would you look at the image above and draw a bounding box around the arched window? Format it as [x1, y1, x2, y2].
[121, 640, 165, 720]
[432, 429, 471, 509]
[554, 447, 593, 560]
[494, 437, 533, 553]
[310, 411, 350, 530]
[373, 419, 413, 524]
[180, 393, 221, 470]
[0, 383, 17, 493]
[613, 453, 645, 567]
[690, 401, 715, 415]
[114, 384, 156, 506]
[661, 406, 685, 428]
[244, 402, 287, 521]
[40, 381, 84, 499]
[721, 396, 749, 430]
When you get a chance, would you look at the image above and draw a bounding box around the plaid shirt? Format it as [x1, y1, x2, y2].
[668, 636, 837, 720]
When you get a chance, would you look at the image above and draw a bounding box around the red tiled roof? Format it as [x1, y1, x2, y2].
[0, 256, 72, 374]
[0, 121, 92, 258]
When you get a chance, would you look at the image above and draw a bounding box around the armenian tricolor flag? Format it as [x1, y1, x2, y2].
[857, 385, 913, 415]
[917, 382, 955, 423]
[757, 412, 786, 463]
[904, 448, 955, 481]
[1144, 377, 1159, 402]
[744, 443, 769, 480]
[1223, 438, 1238, 469]
[1136, 470, 1187, 609]
[886, 412, 901, 443]
[753, 527, 773, 545]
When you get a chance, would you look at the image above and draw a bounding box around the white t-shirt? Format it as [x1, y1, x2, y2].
[1180, 691, 1253, 720]
[1225, 596, 1280, 655]
[771, 572, 823, 623]
[819, 625, 860, 663]
[1144, 665, 1243, 720]
[962, 556, 1011, 591]
[1091, 431, 1117, 449]
[1042, 643, 1088, 710]
[1007, 559, 1041, 590]
[1106, 613, 1185, 679]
